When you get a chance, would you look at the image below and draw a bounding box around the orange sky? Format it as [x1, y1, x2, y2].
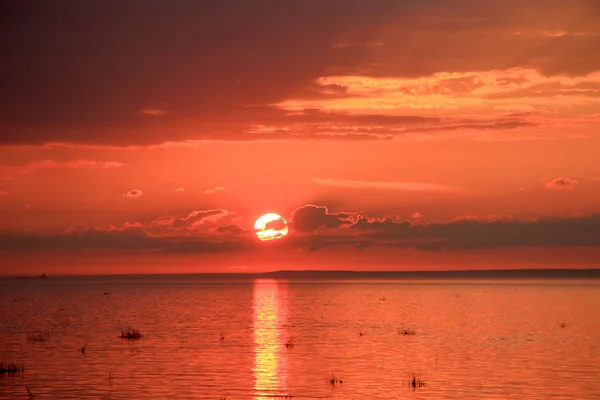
[1, 0, 600, 274]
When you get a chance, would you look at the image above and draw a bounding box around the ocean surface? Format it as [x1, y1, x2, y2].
[1, 275, 599, 399]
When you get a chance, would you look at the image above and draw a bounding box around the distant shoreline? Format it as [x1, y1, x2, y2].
[4, 269, 600, 280]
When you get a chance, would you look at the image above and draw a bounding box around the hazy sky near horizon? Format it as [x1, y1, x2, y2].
[2, 0, 600, 273]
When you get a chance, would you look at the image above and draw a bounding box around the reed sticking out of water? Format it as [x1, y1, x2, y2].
[559, 322, 567, 328]
[358, 330, 364, 337]
[0, 361, 24, 374]
[328, 374, 343, 386]
[26, 386, 35, 399]
[398, 327, 416, 336]
[130, 347, 142, 355]
[409, 374, 426, 389]
[120, 329, 142, 340]
[285, 337, 296, 349]
[108, 372, 113, 385]
[219, 333, 225, 342]
[219, 394, 227, 400]
[27, 332, 50, 343]
[80, 344, 87, 354]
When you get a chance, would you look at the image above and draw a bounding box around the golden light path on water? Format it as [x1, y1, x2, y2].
[252, 279, 289, 399]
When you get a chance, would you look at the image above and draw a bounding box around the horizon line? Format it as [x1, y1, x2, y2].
[4, 268, 600, 279]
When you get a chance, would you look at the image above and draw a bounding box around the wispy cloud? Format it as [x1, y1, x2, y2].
[540, 30, 586, 37]
[149, 209, 230, 233]
[140, 108, 167, 116]
[0, 159, 125, 175]
[545, 177, 579, 191]
[313, 178, 464, 192]
[204, 186, 224, 195]
[123, 189, 142, 198]
[174, 188, 185, 193]
[275, 68, 600, 123]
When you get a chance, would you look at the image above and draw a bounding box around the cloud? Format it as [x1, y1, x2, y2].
[204, 186, 224, 195]
[140, 108, 167, 116]
[288, 212, 600, 251]
[4, 1, 600, 147]
[545, 177, 579, 191]
[0, 159, 125, 175]
[123, 189, 142, 198]
[215, 224, 245, 235]
[313, 178, 464, 192]
[149, 209, 230, 233]
[0, 215, 253, 253]
[264, 218, 287, 231]
[276, 69, 600, 118]
[172, 209, 228, 229]
[539, 30, 586, 38]
[291, 205, 357, 233]
[174, 188, 185, 192]
[0, 226, 245, 253]
[411, 212, 423, 219]
[2, 205, 600, 253]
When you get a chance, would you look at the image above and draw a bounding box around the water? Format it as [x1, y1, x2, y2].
[1, 276, 600, 399]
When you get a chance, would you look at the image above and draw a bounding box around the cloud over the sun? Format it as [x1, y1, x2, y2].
[545, 177, 579, 191]
[123, 189, 142, 198]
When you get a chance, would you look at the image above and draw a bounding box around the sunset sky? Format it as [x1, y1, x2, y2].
[2, 0, 600, 274]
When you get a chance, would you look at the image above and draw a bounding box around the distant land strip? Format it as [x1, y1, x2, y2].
[4, 269, 600, 280]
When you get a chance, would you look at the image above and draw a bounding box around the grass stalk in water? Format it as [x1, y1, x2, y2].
[120, 329, 143, 340]
[0, 360, 25, 374]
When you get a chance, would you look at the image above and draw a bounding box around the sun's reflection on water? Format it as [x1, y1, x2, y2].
[253, 279, 289, 399]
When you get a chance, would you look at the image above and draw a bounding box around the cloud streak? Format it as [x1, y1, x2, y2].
[0, 160, 125, 175]
[140, 108, 167, 116]
[204, 186, 224, 195]
[276, 69, 600, 117]
[123, 189, 142, 198]
[545, 177, 579, 191]
[313, 178, 465, 192]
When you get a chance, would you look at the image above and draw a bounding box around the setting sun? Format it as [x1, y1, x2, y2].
[254, 213, 289, 241]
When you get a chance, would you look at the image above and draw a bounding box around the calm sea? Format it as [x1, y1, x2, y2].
[1, 275, 599, 399]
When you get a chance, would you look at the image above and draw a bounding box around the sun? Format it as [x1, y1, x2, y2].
[254, 213, 288, 241]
